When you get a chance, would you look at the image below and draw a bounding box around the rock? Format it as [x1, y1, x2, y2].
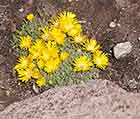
[138, 37, 140, 41]
[1, 80, 140, 119]
[117, 23, 121, 27]
[109, 21, 116, 28]
[18, 8, 24, 13]
[113, 42, 132, 59]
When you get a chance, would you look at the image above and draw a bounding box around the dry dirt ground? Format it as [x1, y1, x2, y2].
[0, 0, 140, 111]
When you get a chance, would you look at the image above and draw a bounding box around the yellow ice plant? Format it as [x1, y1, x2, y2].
[44, 58, 60, 73]
[59, 11, 76, 20]
[19, 35, 32, 49]
[15, 55, 32, 70]
[73, 56, 93, 72]
[31, 68, 41, 79]
[36, 76, 46, 87]
[51, 11, 81, 36]
[41, 48, 52, 61]
[15, 55, 35, 82]
[50, 16, 60, 28]
[26, 13, 34, 22]
[73, 34, 87, 44]
[37, 59, 45, 69]
[29, 39, 45, 59]
[58, 12, 77, 30]
[45, 41, 59, 59]
[83, 38, 100, 53]
[60, 52, 69, 61]
[58, 12, 81, 35]
[18, 68, 32, 82]
[13, 11, 109, 88]
[59, 18, 74, 33]
[39, 26, 50, 40]
[49, 28, 66, 45]
[67, 24, 82, 37]
[93, 50, 109, 69]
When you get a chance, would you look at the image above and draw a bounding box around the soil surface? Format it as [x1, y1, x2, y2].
[0, 0, 140, 111]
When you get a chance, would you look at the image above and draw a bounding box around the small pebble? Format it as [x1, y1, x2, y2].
[19, 8, 24, 12]
[117, 23, 121, 27]
[79, 20, 86, 23]
[109, 21, 116, 28]
[33, 84, 39, 94]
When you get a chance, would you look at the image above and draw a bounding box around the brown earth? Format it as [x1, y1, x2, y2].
[0, 0, 140, 111]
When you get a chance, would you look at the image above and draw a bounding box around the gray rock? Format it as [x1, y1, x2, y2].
[109, 21, 116, 28]
[18, 8, 24, 13]
[1, 80, 140, 119]
[113, 42, 132, 59]
[138, 37, 140, 41]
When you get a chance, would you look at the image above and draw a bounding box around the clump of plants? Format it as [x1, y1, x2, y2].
[12, 12, 109, 88]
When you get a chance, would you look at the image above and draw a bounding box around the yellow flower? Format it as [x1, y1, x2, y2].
[28, 62, 36, 69]
[73, 34, 87, 44]
[44, 58, 60, 73]
[93, 50, 109, 69]
[49, 28, 66, 45]
[41, 48, 51, 61]
[15, 55, 32, 70]
[33, 39, 45, 49]
[36, 76, 46, 87]
[58, 12, 80, 34]
[83, 39, 100, 53]
[19, 35, 32, 49]
[39, 26, 49, 40]
[18, 68, 32, 83]
[45, 41, 59, 59]
[50, 17, 60, 28]
[73, 56, 93, 71]
[60, 20, 74, 33]
[37, 42, 59, 62]
[67, 24, 82, 37]
[37, 59, 45, 69]
[60, 52, 69, 61]
[29, 39, 45, 59]
[26, 13, 34, 22]
[59, 11, 76, 19]
[31, 69, 41, 79]
[15, 56, 35, 83]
